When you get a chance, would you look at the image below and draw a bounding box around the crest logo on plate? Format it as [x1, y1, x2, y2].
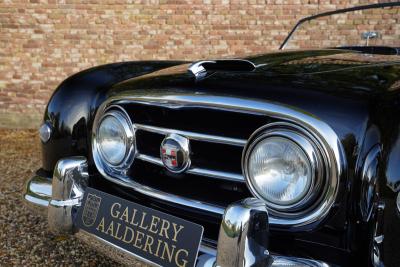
[160, 134, 190, 173]
[82, 193, 102, 227]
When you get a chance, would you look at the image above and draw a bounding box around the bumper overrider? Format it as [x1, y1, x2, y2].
[23, 157, 331, 267]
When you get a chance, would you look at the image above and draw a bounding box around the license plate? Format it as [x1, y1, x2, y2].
[75, 187, 204, 267]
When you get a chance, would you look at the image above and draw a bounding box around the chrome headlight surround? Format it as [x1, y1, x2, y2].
[92, 106, 136, 177]
[243, 122, 332, 220]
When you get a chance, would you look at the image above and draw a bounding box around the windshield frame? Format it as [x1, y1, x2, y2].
[279, 2, 400, 50]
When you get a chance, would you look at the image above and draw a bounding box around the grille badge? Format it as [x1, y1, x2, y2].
[160, 134, 190, 173]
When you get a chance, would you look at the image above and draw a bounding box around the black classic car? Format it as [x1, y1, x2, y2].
[23, 2, 400, 267]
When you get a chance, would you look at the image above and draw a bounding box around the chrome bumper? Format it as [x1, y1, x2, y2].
[23, 157, 332, 267]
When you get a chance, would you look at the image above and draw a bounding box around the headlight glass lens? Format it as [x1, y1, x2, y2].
[248, 136, 312, 207]
[98, 115, 128, 165]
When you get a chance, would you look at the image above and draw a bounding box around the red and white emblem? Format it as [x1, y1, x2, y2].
[160, 134, 190, 173]
[161, 145, 178, 168]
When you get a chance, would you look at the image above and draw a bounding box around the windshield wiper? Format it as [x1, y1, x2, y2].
[280, 2, 400, 50]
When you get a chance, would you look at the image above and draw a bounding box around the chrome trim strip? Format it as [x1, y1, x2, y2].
[187, 168, 243, 182]
[136, 153, 163, 166]
[93, 93, 347, 228]
[199, 242, 217, 257]
[92, 166, 226, 216]
[137, 153, 244, 182]
[271, 256, 331, 267]
[136, 123, 246, 147]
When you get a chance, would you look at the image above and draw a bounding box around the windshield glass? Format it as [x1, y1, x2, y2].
[283, 5, 400, 50]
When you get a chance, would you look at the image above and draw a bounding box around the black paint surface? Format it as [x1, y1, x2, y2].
[39, 49, 400, 266]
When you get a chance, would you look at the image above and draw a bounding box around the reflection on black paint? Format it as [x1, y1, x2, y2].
[39, 49, 400, 266]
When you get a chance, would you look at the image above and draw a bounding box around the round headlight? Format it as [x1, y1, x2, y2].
[95, 109, 135, 168]
[98, 115, 128, 165]
[248, 137, 312, 206]
[243, 124, 323, 212]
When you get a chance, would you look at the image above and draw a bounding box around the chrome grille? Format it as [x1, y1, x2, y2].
[92, 92, 345, 228]
[136, 124, 246, 147]
[135, 124, 245, 183]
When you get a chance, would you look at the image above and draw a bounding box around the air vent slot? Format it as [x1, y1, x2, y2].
[188, 59, 256, 79]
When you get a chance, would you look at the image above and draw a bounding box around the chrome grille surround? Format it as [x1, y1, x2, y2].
[91, 92, 347, 228]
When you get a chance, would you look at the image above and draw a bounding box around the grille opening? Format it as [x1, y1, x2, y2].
[190, 140, 242, 173]
[130, 160, 251, 207]
[136, 130, 244, 174]
[136, 130, 164, 157]
[121, 103, 272, 139]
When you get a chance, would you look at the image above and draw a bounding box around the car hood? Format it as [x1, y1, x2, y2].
[108, 49, 400, 147]
[248, 49, 400, 75]
[111, 49, 400, 99]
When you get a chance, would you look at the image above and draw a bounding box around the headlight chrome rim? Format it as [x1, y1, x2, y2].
[243, 122, 328, 217]
[93, 106, 136, 175]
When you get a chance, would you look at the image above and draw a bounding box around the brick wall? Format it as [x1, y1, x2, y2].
[0, 0, 393, 128]
[286, 6, 400, 49]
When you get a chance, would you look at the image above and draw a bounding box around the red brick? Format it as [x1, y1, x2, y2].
[0, 0, 398, 119]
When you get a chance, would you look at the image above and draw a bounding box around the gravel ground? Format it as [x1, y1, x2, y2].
[0, 129, 125, 266]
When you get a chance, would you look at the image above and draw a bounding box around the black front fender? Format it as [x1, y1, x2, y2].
[41, 61, 185, 171]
